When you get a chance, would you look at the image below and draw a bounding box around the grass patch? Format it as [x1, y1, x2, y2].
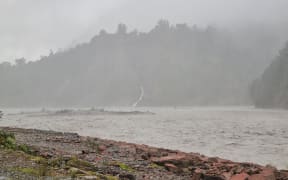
[17, 166, 50, 177]
[112, 161, 134, 172]
[149, 163, 164, 169]
[30, 156, 47, 164]
[67, 156, 97, 171]
[18, 168, 39, 176]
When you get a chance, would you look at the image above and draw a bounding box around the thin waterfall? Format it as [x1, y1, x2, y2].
[132, 86, 144, 107]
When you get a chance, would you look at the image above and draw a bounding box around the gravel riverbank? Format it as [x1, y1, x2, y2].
[0, 127, 287, 180]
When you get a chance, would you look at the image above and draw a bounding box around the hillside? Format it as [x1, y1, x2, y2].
[251, 43, 288, 109]
[0, 21, 279, 107]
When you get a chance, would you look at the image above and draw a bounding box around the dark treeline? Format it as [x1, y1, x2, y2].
[251, 42, 288, 109]
[0, 20, 281, 107]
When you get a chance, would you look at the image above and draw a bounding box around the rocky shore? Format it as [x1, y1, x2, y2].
[0, 127, 287, 180]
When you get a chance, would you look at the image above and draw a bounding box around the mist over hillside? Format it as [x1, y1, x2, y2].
[251, 42, 288, 109]
[0, 21, 284, 107]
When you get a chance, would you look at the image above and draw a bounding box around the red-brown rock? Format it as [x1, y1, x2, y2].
[192, 168, 203, 180]
[98, 145, 107, 152]
[249, 174, 267, 180]
[164, 163, 178, 172]
[222, 172, 232, 180]
[151, 153, 187, 164]
[260, 168, 276, 180]
[231, 173, 249, 180]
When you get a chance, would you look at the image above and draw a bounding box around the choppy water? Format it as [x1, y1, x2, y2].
[1, 106, 288, 169]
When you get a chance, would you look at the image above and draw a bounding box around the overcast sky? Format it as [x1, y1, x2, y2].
[1, 0, 288, 63]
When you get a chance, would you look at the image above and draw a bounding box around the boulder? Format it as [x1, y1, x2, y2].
[231, 173, 249, 180]
[164, 163, 179, 172]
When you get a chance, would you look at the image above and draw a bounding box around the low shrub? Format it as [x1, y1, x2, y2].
[0, 131, 17, 149]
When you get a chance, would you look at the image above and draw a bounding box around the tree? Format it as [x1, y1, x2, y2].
[153, 19, 170, 33]
[0, 20, 278, 107]
[251, 42, 288, 108]
[15, 58, 26, 66]
[99, 29, 107, 36]
[117, 23, 127, 35]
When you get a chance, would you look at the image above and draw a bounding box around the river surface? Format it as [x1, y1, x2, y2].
[1, 106, 288, 169]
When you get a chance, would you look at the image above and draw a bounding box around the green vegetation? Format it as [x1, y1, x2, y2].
[18, 168, 39, 176]
[16, 164, 50, 177]
[18, 144, 32, 154]
[30, 156, 46, 164]
[112, 161, 134, 172]
[7, 150, 117, 179]
[67, 156, 97, 171]
[102, 175, 119, 180]
[0, 131, 17, 149]
[13, 155, 100, 178]
[149, 163, 164, 169]
[0, 130, 126, 179]
[0, 130, 33, 154]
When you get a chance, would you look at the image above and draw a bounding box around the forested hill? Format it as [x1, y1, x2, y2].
[0, 21, 280, 107]
[251, 43, 288, 109]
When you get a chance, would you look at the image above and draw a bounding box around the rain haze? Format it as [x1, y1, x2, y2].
[1, 0, 288, 178]
[1, 0, 288, 62]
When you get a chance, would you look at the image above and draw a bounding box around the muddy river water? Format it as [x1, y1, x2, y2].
[1, 106, 288, 169]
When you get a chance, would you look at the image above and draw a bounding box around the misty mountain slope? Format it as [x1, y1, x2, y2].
[251, 43, 288, 109]
[0, 21, 279, 107]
